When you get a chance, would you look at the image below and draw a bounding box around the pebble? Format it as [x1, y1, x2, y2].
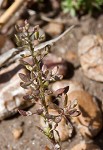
[71, 141, 100, 150]
[12, 127, 23, 139]
[78, 35, 103, 82]
[44, 22, 64, 36]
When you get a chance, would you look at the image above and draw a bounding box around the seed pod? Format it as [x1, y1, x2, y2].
[34, 31, 39, 40]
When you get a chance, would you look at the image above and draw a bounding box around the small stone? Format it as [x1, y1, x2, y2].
[44, 22, 64, 36]
[67, 90, 103, 138]
[12, 127, 23, 139]
[71, 141, 100, 150]
[78, 35, 103, 82]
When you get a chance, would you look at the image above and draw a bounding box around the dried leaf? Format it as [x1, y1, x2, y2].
[18, 109, 33, 116]
[69, 109, 81, 117]
[54, 86, 69, 96]
[19, 73, 29, 82]
[20, 59, 30, 66]
[54, 75, 63, 81]
[20, 81, 32, 89]
[20, 82, 28, 89]
[18, 109, 28, 116]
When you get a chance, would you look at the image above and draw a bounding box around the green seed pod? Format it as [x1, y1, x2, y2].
[15, 34, 21, 46]
[34, 31, 39, 40]
[44, 81, 49, 88]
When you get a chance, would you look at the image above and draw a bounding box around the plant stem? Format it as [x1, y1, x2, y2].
[27, 31, 59, 148]
[27, 31, 47, 112]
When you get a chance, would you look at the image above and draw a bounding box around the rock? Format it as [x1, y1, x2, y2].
[43, 54, 68, 77]
[65, 51, 77, 62]
[0, 36, 15, 54]
[40, 108, 73, 142]
[12, 127, 23, 139]
[67, 90, 103, 138]
[0, 62, 32, 120]
[50, 80, 83, 94]
[65, 50, 80, 68]
[71, 141, 100, 150]
[78, 35, 103, 82]
[44, 22, 64, 36]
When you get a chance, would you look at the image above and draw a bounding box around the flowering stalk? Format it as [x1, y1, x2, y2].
[15, 20, 80, 150]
